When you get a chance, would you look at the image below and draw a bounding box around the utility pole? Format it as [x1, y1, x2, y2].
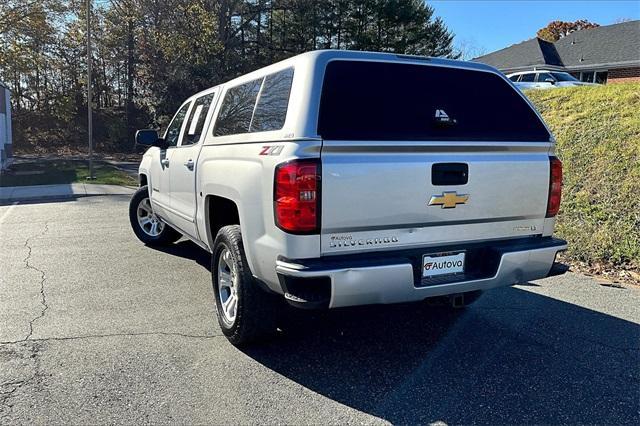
[86, 0, 95, 180]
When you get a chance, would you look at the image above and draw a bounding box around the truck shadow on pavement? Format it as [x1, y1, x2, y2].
[148, 239, 212, 271]
[148, 240, 638, 424]
[244, 287, 639, 425]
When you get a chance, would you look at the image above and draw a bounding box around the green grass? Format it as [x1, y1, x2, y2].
[0, 160, 136, 187]
[526, 83, 640, 269]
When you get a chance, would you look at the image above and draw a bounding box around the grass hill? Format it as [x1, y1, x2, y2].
[526, 83, 640, 270]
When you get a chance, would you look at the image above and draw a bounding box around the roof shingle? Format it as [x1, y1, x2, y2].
[473, 20, 640, 71]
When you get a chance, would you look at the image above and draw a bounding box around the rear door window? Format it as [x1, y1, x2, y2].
[182, 93, 215, 145]
[537, 72, 554, 83]
[318, 61, 550, 142]
[519, 73, 535, 82]
[520, 73, 536, 83]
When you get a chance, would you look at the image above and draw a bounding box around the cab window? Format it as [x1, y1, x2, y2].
[181, 93, 215, 146]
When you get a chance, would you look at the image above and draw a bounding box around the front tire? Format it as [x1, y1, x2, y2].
[129, 185, 181, 245]
[212, 225, 279, 346]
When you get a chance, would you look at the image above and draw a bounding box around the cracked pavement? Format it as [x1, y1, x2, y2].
[21, 223, 50, 342]
[0, 195, 639, 424]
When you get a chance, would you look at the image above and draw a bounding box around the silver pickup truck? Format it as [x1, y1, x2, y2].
[129, 50, 567, 345]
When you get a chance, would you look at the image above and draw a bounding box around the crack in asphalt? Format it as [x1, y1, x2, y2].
[22, 222, 50, 342]
[0, 331, 223, 345]
[1, 224, 50, 417]
[2, 221, 225, 415]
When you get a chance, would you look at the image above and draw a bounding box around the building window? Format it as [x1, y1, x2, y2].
[595, 71, 608, 84]
[580, 71, 595, 83]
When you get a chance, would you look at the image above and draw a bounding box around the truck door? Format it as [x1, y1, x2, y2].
[149, 101, 191, 218]
[167, 91, 217, 239]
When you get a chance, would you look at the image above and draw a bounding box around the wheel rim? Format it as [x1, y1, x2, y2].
[136, 197, 165, 237]
[217, 248, 238, 324]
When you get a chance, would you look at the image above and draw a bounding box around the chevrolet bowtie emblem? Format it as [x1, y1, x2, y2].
[428, 191, 469, 208]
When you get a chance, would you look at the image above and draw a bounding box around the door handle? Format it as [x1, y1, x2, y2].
[184, 159, 194, 170]
[160, 158, 170, 167]
[432, 163, 468, 185]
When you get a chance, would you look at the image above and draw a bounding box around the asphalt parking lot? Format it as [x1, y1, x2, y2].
[1, 195, 639, 424]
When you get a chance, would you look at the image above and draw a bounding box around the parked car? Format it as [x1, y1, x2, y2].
[129, 50, 567, 345]
[507, 70, 598, 89]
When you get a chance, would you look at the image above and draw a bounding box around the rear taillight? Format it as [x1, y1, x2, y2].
[546, 157, 562, 217]
[274, 159, 320, 233]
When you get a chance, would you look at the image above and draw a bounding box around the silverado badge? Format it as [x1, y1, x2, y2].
[428, 191, 469, 209]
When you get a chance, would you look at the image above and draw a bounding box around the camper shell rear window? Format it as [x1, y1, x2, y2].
[317, 61, 550, 142]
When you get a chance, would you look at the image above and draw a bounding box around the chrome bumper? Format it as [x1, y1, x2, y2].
[275, 238, 567, 309]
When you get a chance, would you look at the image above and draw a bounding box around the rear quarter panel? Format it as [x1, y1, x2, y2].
[196, 140, 322, 291]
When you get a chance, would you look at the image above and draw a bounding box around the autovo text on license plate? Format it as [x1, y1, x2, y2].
[422, 252, 465, 277]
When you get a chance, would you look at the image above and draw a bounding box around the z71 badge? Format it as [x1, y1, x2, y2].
[259, 145, 283, 156]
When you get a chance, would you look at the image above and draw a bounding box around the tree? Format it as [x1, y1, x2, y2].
[537, 19, 600, 42]
[0, 0, 459, 153]
[455, 37, 486, 60]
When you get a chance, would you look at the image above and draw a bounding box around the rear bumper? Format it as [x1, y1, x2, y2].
[275, 237, 567, 309]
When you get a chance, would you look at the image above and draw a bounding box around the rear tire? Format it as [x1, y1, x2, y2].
[129, 186, 181, 245]
[212, 225, 280, 346]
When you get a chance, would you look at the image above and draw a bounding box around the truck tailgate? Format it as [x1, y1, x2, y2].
[320, 142, 551, 255]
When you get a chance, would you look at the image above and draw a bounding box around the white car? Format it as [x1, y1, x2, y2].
[129, 50, 567, 345]
[507, 70, 598, 89]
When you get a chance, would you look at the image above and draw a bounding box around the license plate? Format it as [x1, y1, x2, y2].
[422, 252, 465, 278]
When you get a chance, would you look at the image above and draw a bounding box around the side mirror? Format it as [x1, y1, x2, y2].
[135, 129, 167, 149]
[544, 78, 556, 84]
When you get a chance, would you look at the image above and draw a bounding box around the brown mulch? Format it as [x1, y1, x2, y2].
[556, 253, 640, 288]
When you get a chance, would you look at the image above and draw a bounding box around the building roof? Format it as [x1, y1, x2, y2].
[474, 20, 640, 72]
[473, 38, 563, 70]
[554, 20, 640, 68]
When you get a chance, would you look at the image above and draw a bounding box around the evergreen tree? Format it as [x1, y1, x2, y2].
[0, 0, 459, 152]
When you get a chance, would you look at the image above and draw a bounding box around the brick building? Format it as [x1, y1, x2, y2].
[474, 20, 640, 84]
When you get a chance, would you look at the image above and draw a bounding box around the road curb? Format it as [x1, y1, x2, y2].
[0, 184, 135, 205]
